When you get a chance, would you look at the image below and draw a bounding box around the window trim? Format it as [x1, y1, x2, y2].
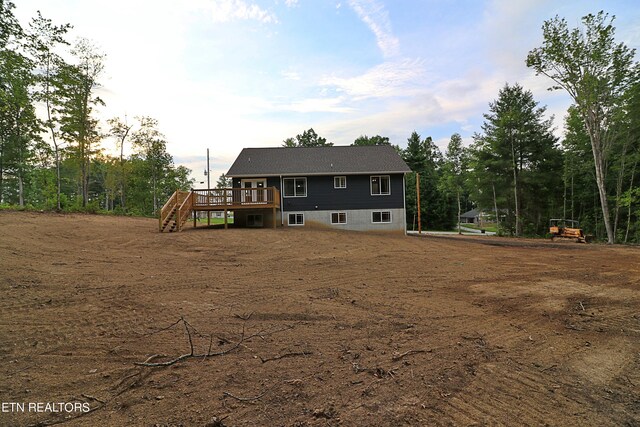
[333, 176, 347, 189]
[372, 210, 392, 224]
[287, 212, 305, 226]
[330, 212, 347, 225]
[283, 177, 307, 198]
[370, 175, 391, 196]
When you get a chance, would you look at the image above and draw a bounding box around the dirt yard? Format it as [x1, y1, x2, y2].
[0, 211, 638, 426]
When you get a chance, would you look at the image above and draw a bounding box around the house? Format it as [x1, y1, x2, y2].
[226, 145, 411, 232]
[460, 208, 480, 224]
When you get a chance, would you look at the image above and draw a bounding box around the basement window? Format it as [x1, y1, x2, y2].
[372, 211, 391, 223]
[288, 213, 304, 226]
[331, 212, 347, 224]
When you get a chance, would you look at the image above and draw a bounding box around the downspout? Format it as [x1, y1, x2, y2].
[280, 175, 284, 226]
[402, 173, 407, 235]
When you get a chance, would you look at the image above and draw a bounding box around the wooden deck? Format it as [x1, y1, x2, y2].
[191, 188, 280, 210]
[159, 187, 280, 232]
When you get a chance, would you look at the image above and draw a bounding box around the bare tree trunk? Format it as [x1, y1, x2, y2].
[584, 118, 614, 244]
[457, 190, 461, 234]
[492, 183, 499, 233]
[507, 129, 521, 236]
[18, 175, 24, 207]
[152, 174, 157, 215]
[625, 158, 637, 243]
[0, 138, 4, 204]
[571, 174, 574, 221]
[45, 57, 62, 211]
[119, 126, 130, 210]
[120, 141, 126, 209]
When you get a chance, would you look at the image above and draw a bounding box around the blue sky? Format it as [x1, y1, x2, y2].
[15, 0, 640, 184]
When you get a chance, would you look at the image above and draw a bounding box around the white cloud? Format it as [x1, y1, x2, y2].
[281, 97, 354, 113]
[285, 0, 299, 7]
[194, 0, 278, 24]
[321, 58, 427, 100]
[281, 70, 301, 80]
[348, 0, 399, 58]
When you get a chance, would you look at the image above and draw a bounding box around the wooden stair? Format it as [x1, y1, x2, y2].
[159, 190, 193, 232]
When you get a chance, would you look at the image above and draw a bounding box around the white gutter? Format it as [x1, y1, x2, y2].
[402, 173, 407, 235]
[279, 175, 284, 226]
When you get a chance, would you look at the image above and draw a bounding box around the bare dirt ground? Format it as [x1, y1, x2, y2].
[0, 211, 639, 427]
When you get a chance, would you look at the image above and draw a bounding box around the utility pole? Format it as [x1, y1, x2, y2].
[416, 173, 421, 234]
[206, 148, 211, 226]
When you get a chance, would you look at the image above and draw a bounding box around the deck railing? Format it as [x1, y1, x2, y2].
[192, 187, 280, 209]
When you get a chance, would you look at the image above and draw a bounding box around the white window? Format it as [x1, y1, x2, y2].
[372, 211, 392, 223]
[371, 175, 390, 195]
[331, 212, 347, 224]
[283, 177, 307, 197]
[288, 213, 304, 226]
[334, 176, 346, 189]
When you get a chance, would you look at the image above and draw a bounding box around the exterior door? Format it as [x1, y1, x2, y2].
[241, 179, 267, 203]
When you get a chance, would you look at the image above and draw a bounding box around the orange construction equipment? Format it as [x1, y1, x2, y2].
[549, 219, 587, 243]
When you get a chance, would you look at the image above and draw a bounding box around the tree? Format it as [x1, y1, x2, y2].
[527, 11, 640, 244]
[107, 116, 133, 210]
[470, 83, 561, 236]
[441, 133, 467, 234]
[402, 131, 426, 172]
[402, 132, 453, 230]
[0, 46, 41, 206]
[130, 116, 171, 215]
[282, 128, 333, 147]
[0, 1, 22, 50]
[216, 172, 231, 189]
[352, 135, 390, 146]
[56, 38, 105, 207]
[27, 11, 72, 210]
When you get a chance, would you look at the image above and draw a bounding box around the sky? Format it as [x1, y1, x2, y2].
[14, 0, 640, 185]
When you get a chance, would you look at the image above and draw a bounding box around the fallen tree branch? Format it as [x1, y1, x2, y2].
[260, 350, 312, 363]
[134, 318, 295, 367]
[222, 390, 269, 402]
[142, 318, 182, 336]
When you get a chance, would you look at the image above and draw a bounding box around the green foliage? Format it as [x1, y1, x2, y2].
[216, 172, 231, 189]
[440, 133, 469, 232]
[282, 128, 333, 147]
[402, 132, 454, 230]
[352, 135, 389, 146]
[468, 83, 562, 236]
[527, 11, 640, 243]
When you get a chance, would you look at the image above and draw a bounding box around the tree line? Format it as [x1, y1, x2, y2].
[2, 4, 639, 243]
[282, 12, 640, 244]
[0, 1, 192, 216]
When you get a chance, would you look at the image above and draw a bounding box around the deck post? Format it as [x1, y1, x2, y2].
[272, 207, 276, 229]
[224, 209, 228, 229]
[193, 210, 197, 228]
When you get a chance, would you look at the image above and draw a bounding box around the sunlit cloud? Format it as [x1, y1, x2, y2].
[193, 0, 278, 24]
[280, 97, 354, 113]
[348, 0, 399, 58]
[321, 58, 427, 100]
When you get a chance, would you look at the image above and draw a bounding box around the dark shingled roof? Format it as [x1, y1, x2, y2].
[227, 146, 411, 177]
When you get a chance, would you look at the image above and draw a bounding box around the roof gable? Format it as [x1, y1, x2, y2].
[227, 146, 411, 177]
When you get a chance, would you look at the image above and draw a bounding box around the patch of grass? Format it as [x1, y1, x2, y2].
[196, 216, 234, 225]
[460, 223, 498, 233]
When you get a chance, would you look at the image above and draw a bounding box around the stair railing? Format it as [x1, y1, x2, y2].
[176, 191, 195, 232]
[159, 190, 178, 232]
